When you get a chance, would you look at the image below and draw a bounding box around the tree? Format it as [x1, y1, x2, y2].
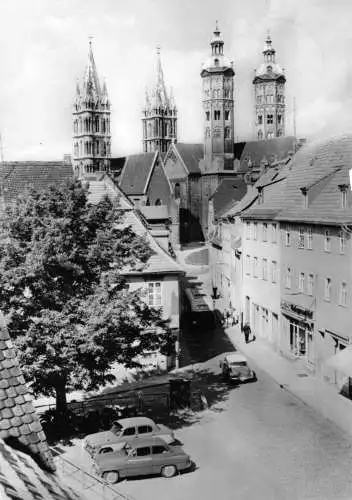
[0, 180, 172, 413]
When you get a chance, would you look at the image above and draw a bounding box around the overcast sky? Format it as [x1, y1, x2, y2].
[0, 0, 351, 160]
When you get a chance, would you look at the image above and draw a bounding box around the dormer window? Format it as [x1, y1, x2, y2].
[339, 184, 348, 209]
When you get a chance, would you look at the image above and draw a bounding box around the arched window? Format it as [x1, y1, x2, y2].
[155, 199, 162, 206]
[258, 115, 263, 125]
[174, 183, 181, 199]
[79, 118, 83, 133]
[214, 58, 219, 66]
[148, 122, 152, 138]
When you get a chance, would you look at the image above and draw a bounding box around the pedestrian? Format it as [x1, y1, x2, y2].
[243, 323, 251, 344]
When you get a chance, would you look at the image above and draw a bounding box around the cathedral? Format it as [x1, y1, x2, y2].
[73, 26, 294, 244]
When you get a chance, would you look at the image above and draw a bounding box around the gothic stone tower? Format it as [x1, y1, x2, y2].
[142, 48, 177, 155]
[200, 24, 236, 237]
[253, 34, 286, 140]
[73, 42, 111, 178]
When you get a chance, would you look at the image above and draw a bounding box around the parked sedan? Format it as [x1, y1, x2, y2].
[83, 416, 176, 457]
[93, 437, 192, 484]
[220, 353, 257, 383]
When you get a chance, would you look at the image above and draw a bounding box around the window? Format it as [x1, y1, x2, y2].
[307, 274, 314, 296]
[271, 223, 277, 243]
[339, 282, 348, 306]
[253, 257, 258, 278]
[147, 282, 162, 307]
[225, 110, 230, 120]
[258, 130, 263, 140]
[152, 445, 168, 455]
[339, 230, 346, 254]
[285, 267, 292, 289]
[246, 222, 251, 239]
[298, 228, 305, 249]
[138, 425, 153, 434]
[123, 427, 136, 436]
[174, 183, 180, 199]
[299, 272, 305, 292]
[245, 255, 251, 276]
[262, 223, 267, 242]
[225, 127, 231, 139]
[267, 114, 273, 124]
[262, 259, 268, 280]
[324, 278, 331, 301]
[340, 188, 348, 209]
[214, 110, 221, 120]
[253, 223, 258, 241]
[136, 447, 151, 457]
[307, 227, 313, 250]
[206, 111, 210, 121]
[285, 229, 291, 246]
[324, 229, 331, 252]
[271, 261, 278, 284]
[278, 114, 282, 124]
[258, 115, 263, 125]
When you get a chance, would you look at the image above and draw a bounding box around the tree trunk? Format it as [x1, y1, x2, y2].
[55, 384, 67, 414]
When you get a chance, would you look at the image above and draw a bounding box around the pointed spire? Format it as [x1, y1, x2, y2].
[83, 38, 102, 97]
[154, 46, 169, 108]
[76, 78, 80, 95]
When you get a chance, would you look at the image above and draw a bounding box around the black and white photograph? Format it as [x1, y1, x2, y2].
[0, 1, 352, 499]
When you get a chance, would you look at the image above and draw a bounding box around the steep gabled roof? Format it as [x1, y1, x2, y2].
[87, 175, 183, 275]
[174, 143, 203, 174]
[210, 178, 247, 219]
[118, 152, 157, 195]
[234, 136, 296, 174]
[0, 162, 73, 211]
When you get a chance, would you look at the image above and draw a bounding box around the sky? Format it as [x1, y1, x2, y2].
[0, 0, 352, 160]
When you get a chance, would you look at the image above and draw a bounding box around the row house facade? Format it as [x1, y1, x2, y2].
[209, 134, 352, 388]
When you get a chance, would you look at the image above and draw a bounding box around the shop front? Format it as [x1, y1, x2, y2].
[281, 299, 315, 366]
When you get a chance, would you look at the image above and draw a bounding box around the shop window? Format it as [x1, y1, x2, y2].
[324, 278, 331, 301]
[339, 282, 347, 306]
[285, 267, 292, 289]
[324, 229, 331, 252]
[307, 274, 314, 296]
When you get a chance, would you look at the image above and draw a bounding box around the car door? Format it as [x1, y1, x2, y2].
[125, 446, 153, 477]
[151, 444, 171, 474]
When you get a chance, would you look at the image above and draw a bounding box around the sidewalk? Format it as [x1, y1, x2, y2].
[226, 325, 352, 438]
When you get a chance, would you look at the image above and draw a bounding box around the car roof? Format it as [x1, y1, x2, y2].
[225, 353, 248, 363]
[128, 437, 168, 448]
[117, 416, 155, 428]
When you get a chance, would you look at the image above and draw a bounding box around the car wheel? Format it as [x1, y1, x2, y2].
[103, 471, 120, 484]
[161, 465, 177, 478]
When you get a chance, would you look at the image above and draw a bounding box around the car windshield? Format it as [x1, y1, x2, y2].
[111, 421, 123, 435]
[230, 361, 248, 367]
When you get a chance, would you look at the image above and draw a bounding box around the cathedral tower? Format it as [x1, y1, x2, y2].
[73, 41, 111, 178]
[142, 48, 177, 155]
[201, 23, 235, 172]
[253, 34, 286, 140]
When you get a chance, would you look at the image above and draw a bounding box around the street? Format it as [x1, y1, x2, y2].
[65, 356, 352, 500]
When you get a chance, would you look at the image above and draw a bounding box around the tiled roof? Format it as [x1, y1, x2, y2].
[140, 205, 169, 221]
[109, 156, 126, 177]
[0, 162, 73, 211]
[118, 152, 156, 195]
[174, 143, 203, 174]
[276, 134, 352, 224]
[234, 136, 296, 174]
[210, 178, 247, 219]
[0, 326, 55, 472]
[0, 439, 81, 500]
[87, 175, 183, 275]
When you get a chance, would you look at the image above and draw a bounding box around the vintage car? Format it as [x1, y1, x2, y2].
[83, 416, 176, 457]
[220, 353, 257, 383]
[93, 437, 192, 483]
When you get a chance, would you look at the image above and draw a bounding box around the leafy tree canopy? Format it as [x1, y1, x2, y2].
[0, 180, 172, 412]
